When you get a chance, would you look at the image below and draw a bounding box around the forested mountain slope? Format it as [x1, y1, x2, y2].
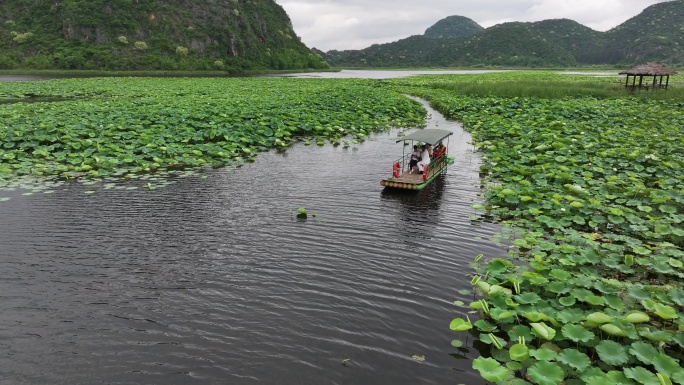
[0, 0, 329, 71]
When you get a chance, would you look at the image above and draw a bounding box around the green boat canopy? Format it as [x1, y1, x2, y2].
[396, 129, 453, 145]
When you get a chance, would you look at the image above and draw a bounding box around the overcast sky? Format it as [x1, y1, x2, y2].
[274, 0, 672, 51]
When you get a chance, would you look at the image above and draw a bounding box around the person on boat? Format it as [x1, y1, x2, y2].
[417, 144, 431, 173]
[408, 145, 421, 173]
[433, 143, 445, 159]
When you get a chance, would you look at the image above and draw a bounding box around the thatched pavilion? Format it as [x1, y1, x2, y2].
[619, 62, 678, 90]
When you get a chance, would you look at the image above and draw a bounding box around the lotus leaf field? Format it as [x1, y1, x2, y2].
[1, 72, 683, 384]
[0, 77, 425, 192]
[388, 74, 683, 385]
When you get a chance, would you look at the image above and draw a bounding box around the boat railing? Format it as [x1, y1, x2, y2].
[393, 153, 412, 174]
[425, 150, 448, 178]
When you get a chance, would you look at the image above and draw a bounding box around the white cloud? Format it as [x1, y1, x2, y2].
[275, 0, 672, 51]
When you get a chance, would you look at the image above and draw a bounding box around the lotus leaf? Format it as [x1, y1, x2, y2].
[606, 370, 637, 385]
[659, 205, 677, 214]
[530, 348, 558, 361]
[600, 323, 629, 337]
[490, 308, 517, 322]
[528, 361, 565, 385]
[652, 303, 678, 320]
[585, 295, 606, 306]
[571, 288, 593, 301]
[523, 312, 549, 322]
[472, 357, 511, 383]
[586, 312, 613, 324]
[530, 322, 556, 341]
[515, 293, 542, 305]
[652, 354, 682, 376]
[514, 239, 530, 247]
[624, 367, 660, 385]
[624, 311, 650, 324]
[638, 327, 674, 343]
[474, 320, 498, 333]
[549, 269, 572, 280]
[487, 258, 513, 274]
[558, 296, 576, 306]
[580, 367, 608, 383]
[509, 343, 530, 362]
[605, 295, 626, 312]
[470, 299, 490, 313]
[561, 324, 595, 343]
[583, 375, 620, 385]
[499, 376, 530, 385]
[672, 371, 684, 385]
[523, 272, 549, 285]
[557, 309, 586, 324]
[508, 325, 534, 342]
[668, 258, 683, 268]
[479, 333, 507, 349]
[673, 334, 684, 348]
[449, 317, 473, 331]
[627, 287, 652, 301]
[557, 348, 591, 372]
[491, 345, 511, 361]
[489, 284, 513, 296]
[595, 340, 629, 366]
[656, 373, 673, 385]
[476, 280, 491, 293]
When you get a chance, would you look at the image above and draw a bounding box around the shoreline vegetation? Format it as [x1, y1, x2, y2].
[0, 68, 342, 78]
[391, 75, 683, 384]
[1, 72, 682, 384]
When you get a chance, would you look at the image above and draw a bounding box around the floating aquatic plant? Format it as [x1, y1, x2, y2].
[433, 72, 683, 385]
[0, 77, 426, 190]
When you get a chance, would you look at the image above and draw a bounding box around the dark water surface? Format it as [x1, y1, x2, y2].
[0, 99, 504, 385]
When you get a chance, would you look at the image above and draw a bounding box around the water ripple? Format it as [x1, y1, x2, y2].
[0, 99, 504, 385]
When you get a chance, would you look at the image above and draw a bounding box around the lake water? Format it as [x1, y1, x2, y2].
[266, 69, 507, 79]
[0, 94, 505, 384]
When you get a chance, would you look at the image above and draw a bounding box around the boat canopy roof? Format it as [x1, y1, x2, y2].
[396, 129, 453, 145]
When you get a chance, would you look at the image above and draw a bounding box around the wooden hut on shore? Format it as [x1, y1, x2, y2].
[619, 62, 678, 91]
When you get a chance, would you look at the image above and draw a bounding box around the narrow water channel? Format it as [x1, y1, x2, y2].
[0, 98, 504, 385]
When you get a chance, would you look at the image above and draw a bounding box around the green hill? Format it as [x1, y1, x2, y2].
[0, 0, 329, 71]
[526, 19, 607, 64]
[327, 0, 684, 68]
[424, 15, 484, 38]
[605, 0, 684, 64]
[457, 22, 577, 67]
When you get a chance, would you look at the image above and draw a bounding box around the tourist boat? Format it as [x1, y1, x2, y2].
[380, 129, 454, 190]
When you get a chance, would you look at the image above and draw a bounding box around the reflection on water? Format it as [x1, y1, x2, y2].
[0, 99, 504, 384]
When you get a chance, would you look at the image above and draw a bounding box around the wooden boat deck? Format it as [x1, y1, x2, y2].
[381, 156, 454, 190]
[381, 169, 433, 190]
[393, 171, 426, 184]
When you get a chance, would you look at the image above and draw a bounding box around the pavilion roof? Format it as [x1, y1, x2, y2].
[619, 62, 678, 76]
